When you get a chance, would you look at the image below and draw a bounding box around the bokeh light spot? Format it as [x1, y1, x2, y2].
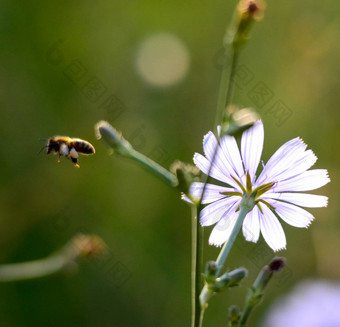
[136, 33, 190, 87]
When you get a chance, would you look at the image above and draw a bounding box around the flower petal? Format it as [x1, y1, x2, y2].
[255, 137, 307, 186]
[203, 132, 241, 188]
[181, 193, 192, 203]
[241, 121, 264, 181]
[203, 131, 217, 159]
[188, 182, 236, 204]
[260, 149, 318, 185]
[193, 153, 229, 184]
[260, 204, 286, 251]
[220, 135, 245, 180]
[200, 196, 241, 226]
[273, 169, 330, 192]
[262, 192, 328, 208]
[208, 205, 239, 246]
[275, 149, 317, 182]
[273, 201, 314, 228]
[243, 206, 260, 242]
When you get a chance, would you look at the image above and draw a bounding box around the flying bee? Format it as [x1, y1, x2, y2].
[44, 136, 95, 168]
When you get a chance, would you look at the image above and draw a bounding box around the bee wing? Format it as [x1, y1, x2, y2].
[72, 139, 95, 155]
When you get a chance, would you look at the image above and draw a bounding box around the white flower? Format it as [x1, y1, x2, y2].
[186, 121, 330, 251]
[262, 280, 340, 327]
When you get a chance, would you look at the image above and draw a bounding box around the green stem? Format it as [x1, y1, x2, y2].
[129, 149, 178, 187]
[192, 18, 242, 327]
[191, 3, 255, 325]
[191, 205, 204, 327]
[198, 41, 240, 211]
[240, 306, 252, 326]
[95, 121, 178, 188]
[0, 234, 106, 282]
[239, 257, 286, 326]
[223, 49, 239, 121]
[214, 45, 240, 130]
[199, 202, 252, 307]
[199, 310, 205, 327]
[215, 204, 250, 274]
[0, 253, 67, 282]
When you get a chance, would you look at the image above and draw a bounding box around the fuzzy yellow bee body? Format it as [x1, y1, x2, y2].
[46, 136, 95, 167]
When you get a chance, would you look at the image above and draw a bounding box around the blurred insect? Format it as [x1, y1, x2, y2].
[41, 136, 95, 168]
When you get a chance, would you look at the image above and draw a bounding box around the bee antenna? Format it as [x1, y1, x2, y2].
[37, 145, 48, 155]
[37, 138, 48, 155]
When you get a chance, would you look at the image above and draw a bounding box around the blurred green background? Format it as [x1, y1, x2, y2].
[0, 1, 339, 326]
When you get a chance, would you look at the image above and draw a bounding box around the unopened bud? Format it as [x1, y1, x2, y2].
[217, 267, 248, 288]
[222, 106, 260, 137]
[254, 257, 286, 292]
[170, 160, 200, 194]
[269, 257, 286, 272]
[204, 261, 218, 284]
[225, 0, 266, 52]
[208, 267, 248, 292]
[228, 305, 241, 326]
[237, 0, 266, 21]
[245, 257, 286, 306]
[68, 234, 107, 260]
[95, 120, 132, 156]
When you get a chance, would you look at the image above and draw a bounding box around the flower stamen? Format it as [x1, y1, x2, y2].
[246, 171, 252, 193]
[253, 182, 275, 198]
[231, 175, 246, 193]
[258, 199, 275, 210]
[220, 191, 243, 197]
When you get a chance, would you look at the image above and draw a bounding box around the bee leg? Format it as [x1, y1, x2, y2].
[69, 148, 79, 168]
[71, 156, 80, 168]
[57, 155, 61, 163]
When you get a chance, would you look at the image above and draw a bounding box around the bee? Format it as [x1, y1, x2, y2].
[44, 136, 95, 168]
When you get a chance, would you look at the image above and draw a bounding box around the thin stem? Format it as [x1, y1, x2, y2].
[191, 205, 204, 327]
[129, 149, 178, 187]
[198, 41, 240, 212]
[199, 310, 205, 327]
[192, 20, 242, 327]
[240, 305, 252, 326]
[95, 121, 178, 188]
[0, 234, 106, 282]
[223, 49, 239, 122]
[239, 258, 286, 326]
[214, 45, 240, 130]
[199, 203, 252, 307]
[0, 253, 67, 282]
[215, 204, 250, 275]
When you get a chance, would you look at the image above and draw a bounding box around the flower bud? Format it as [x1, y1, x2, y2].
[254, 257, 286, 292]
[222, 106, 260, 137]
[95, 120, 133, 156]
[208, 267, 248, 292]
[204, 261, 218, 284]
[237, 0, 266, 21]
[245, 257, 286, 306]
[170, 160, 200, 194]
[67, 234, 107, 260]
[225, 0, 266, 52]
[217, 267, 248, 288]
[228, 305, 241, 326]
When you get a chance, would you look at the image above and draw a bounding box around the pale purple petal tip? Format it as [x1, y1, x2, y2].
[201, 197, 240, 226]
[241, 121, 264, 181]
[260, 205, 287, 252]
[267, 200, 314, 228]
[273, 169, 330, 193]
[189, 182, 235, 204]
[263, 192, 328, 208]
[243, 206, 260, 243]
[208, 209, 239, 246]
